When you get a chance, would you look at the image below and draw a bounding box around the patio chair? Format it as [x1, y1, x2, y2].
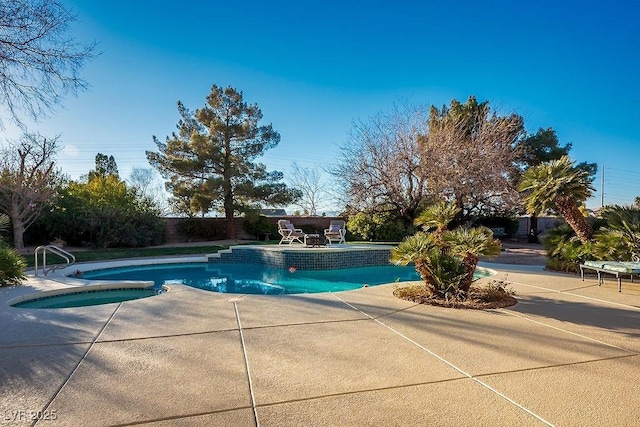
[277, 219, 305, 245]
[324, 220, 346, 245]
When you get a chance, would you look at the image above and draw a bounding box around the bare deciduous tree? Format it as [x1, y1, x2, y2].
[334, 97, 525, 223]
[331, 103, 431, 222]
[286, 163, 331, 216]
[0, 0, 96, 127]
[420, 96, 525, 219]
[0, 133, 60, 249]
[128, 167, 170, 214]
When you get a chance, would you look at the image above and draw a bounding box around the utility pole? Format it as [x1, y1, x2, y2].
[601, 164, 605, 208]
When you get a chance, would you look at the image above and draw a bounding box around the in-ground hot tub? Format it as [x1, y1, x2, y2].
[9, 282, 166, 309]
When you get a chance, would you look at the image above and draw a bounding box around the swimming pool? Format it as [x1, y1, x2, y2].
[80, 262, 492, 295]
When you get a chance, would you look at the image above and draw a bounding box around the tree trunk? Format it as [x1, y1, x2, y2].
[224, 202, 235, 240]
[10, 201, 25, 250]
[554, 196, 592, 243]
[459, 253, 478, 295]
[528, 213, 539, 243]
[12, 220, 25, 250]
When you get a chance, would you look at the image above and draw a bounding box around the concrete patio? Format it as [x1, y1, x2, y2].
[0, 262, 639, 426]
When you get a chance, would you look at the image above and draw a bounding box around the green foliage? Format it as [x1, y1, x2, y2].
[178, 218, 225, 241]
[419, 248, 468, 299]
[389, 232, 438, 266]
[242, 211, 272, 240]
[0, 214, 26, 286]
[544, 206, 640, 272]
[391, 232, 466, 298]
[519, 155, 595, 243]
[590, 231, 629, 262]
[542, 225, 592, 272]
[0, 246, 27, 286]
[147, 85, 301, 238]
[87, 153, 119, 181]
[28, 175, 165, 248]
[445, 226, 503, 260]
[589, 205, 640, 261]
[0, 214, 8, 243]
[392, 201, 502, 300]
[517, 127, 572, 168]
[519, 156, 595, 216]
[347, 211, 413, 242]
[414, 201, 461, 242]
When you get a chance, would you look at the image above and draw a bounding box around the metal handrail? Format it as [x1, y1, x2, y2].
[34, 245, 76, 277]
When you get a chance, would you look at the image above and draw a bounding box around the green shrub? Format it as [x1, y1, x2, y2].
[592, 205, 640, 260]
[543, 225, 592, 272]
[347, 211, 413, 242]
[242, 212, 272, 240]
[27, 178, 166, 248]
[0, 247, 27, 286]
[178, 218, 225, 241]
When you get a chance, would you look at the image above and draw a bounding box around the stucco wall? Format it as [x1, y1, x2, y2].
[163, 216, 344, 243]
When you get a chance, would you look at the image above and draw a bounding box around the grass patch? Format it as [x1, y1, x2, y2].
[23, 245, 227, 268]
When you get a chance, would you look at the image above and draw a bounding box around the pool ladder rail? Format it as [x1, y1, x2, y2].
[34, 245, 76, 277]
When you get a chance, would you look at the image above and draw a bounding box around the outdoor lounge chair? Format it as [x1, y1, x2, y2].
[277, 219, 305, 245]
[324, 220, 346, 245]
[580, 254, 640, 292]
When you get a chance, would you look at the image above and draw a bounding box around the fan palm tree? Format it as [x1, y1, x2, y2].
[443, 226, 502, 294]
[390, 231, 438, 282]
[519, 156, 594, 243]
[414, 200, 460, 244]
[593, 205, 640, 259]
[391, 231, 467, 298]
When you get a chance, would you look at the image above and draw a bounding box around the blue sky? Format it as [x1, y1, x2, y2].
[5, 0, 640, 209]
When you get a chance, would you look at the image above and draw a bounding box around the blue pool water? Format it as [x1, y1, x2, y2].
[13, 288, 162, 309]
[80, 263, 491, 295]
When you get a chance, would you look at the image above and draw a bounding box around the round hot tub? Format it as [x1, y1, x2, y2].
[9, 283, 166, 309]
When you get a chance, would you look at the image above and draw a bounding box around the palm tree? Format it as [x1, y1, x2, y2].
[444, 226, 502, 294]
[391, 231, 467, 298]
[518, 156, 594, 243]
[413, 200, 460, 244]
[593, 205, 640, 259]
[390, 231, 438, 282]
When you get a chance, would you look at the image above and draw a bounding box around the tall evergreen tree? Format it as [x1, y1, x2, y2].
[147, 85, 300, 239]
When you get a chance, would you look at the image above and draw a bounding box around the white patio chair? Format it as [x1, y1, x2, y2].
[324, 220, 346, 245]
[277, 219, 305, 245]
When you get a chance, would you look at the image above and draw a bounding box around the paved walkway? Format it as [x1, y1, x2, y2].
[0, 262, 639, 426]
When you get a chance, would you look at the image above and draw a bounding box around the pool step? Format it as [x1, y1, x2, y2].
[206, 248, 233, 261]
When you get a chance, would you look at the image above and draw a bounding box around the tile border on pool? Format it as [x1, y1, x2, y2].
[207, 244, 395, 270]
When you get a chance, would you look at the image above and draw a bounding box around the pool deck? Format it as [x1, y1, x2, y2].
[1, 256, 639, 425]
